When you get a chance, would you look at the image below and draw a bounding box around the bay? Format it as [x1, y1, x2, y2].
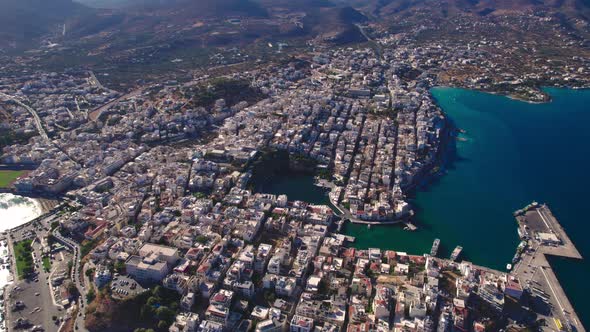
[344, 87, 590, 326]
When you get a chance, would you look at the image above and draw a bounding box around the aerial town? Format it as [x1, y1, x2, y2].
[0, 5, 589, 332]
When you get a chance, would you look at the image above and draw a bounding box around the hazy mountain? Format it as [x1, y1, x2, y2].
[337, 0, 590, 19]
[3, 0, 587, 53]
[0, 0, 92, 48]
[76, 0, 267, 14]
[74, 0, 172, 8]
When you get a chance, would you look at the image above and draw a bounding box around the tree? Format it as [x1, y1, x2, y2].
[157, 320, 168, 330]
[263, 290, 276, 305]
[86, 288, 96, 303]
[195, 235, 208, 244]
[85, 267, 95, 281]
[153, 286, 166, 299]
[114, 261, 126, 274]
[155, 306, 175, 322]
[140, 305, 154, 320]
[147, 296, 159, 306]
[47, 234, 56, 246]
[65, 281, 79, 297]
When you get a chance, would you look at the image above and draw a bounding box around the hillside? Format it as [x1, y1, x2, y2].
[0, 0, 92, 49]
[337, 0, 590, 19]
[74, 0, 175, 8]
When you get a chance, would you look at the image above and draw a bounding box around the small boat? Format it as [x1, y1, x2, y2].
[512, 253, 520, 264]
[506, 263, 512, 270]
[450, 246, 463, 261]
[430, 238, 440, 256]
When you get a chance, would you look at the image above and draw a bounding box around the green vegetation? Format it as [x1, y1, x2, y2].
[86, 267, 96, 281]
[263, 290, 276, 305]
[0, 130, 36, 151]
[14, 240, 34, 278]
[80, 239, 98, 258]
[195, 235, 209, 244]
[369, 107, 398, 119]
[86, 287, 96, 303]
[0, 170, 25, 188]
[185, 77, 265, 109]
[50, 221, 60, 231]
[86, 284, 181, 331]
[136, 286, 182, 330]
[42, 256, 51, 272]
[316, 167, 333, 180]
[192, 192, 207, 199]
[65, 281, 79, 297]
[114, 260, 126, 274]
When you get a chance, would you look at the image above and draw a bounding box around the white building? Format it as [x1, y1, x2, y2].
[126, 255, 169, 282]
[169, 312, 200, 332]
[94, 264, 111, 288]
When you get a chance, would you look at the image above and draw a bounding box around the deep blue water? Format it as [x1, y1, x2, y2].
[346, 87, 590, 326]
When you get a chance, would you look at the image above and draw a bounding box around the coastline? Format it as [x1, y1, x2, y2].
[413, 86, 590, 327]
[405, 96, 456, 200]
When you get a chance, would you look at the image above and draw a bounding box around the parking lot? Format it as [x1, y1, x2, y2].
[4, 214, 75, 332]
[7, 276, 61, 332]
[110, 275, 145, 299]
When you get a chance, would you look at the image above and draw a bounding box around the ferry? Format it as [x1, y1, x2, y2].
[450, 246, 463, 261]
[430, 239, 440, 256]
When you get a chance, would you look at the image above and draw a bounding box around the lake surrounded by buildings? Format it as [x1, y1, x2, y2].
[344, 86, 590, 326]
[254, 172, 330, 205]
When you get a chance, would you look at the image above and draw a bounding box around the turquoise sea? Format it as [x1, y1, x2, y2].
[344, 87, 590, 326]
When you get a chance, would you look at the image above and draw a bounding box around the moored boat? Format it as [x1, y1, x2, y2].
[430, 238, 440, 256]
[450, 246, 463, 261]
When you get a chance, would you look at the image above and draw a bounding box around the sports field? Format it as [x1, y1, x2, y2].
[0, 170, 25, 188]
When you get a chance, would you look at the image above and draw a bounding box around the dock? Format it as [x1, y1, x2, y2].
[513, 203, 585, 332]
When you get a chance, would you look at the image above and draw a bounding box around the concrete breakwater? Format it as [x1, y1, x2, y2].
[513, 203, 584, 332]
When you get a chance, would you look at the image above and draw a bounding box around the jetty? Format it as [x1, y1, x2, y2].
[512, 203, 585, 332]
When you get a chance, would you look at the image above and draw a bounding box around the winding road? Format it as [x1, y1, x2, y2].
[0, 92, 50, 143]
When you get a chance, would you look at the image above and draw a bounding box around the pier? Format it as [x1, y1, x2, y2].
[513, 203, 585, 332]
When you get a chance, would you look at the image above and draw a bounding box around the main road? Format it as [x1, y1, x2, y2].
[52, 229, 89, 332]
[0, 92, 50, 143]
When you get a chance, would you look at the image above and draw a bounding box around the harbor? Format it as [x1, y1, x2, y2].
[512, 203, 584, 332]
